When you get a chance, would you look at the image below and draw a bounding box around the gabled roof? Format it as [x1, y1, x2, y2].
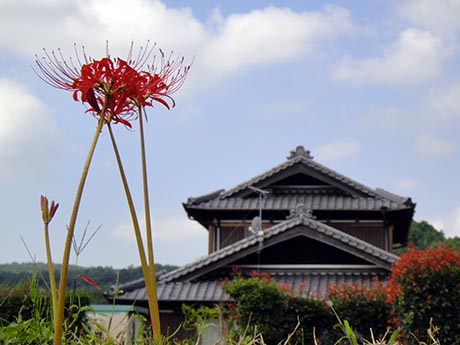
[109, 208, 397, 304]
[158, 206, 398, 284]
[184, 145, 414, 212]
[221, 146, 395, 199]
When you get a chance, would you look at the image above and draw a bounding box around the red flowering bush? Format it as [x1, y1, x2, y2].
[388, 244, 460, 344]
[326, 279, 390, 340]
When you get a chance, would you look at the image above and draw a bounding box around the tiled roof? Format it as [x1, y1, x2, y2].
[186, 194, 405, 211]
[158, 211, 398, 284]
[185, 146, 412, 211]
[186, 146, 409, 204]
[112, 267, 388, 303]
[114, 280, 227, 302]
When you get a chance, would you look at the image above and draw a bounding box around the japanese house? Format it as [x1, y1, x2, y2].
[107, 145, 415, 336]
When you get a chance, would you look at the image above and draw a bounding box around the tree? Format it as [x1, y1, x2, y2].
[407, 220, 445, 249]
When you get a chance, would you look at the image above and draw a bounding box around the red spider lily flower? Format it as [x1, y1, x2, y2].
[139, 50, 191, 110]
[34, 42, 190, 127]
[71, 57, 141, 127]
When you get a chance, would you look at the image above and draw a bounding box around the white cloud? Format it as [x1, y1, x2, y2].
[0, 1, 352, 87]
[432, 207, 460, 237]
[111, 214, 208, 265]
[397, 0, 460, 36]
[314, 139, 361, 161]
[352, 81, 460, 135]
[0, 0, 206, 58]
[331, 28, 445, 84]
[111, 214, 204, 242]
[203, 5, 353, 78]
[0, 79, 61, 178]
[414, 134, 457, 157]
[395, 179, 419, 191]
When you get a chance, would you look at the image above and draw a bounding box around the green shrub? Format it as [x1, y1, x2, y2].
[388, 244, 460, 344]
[223, 272, 289, 343]
[326, 279, 390, 340]
[285, 296, 333, 344]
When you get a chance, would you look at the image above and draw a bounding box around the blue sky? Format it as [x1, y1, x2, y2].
[1, 0, 459, 268]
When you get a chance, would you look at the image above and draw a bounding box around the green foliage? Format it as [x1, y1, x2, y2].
[388, 243, 460, 344]
[285, 296, 332, 344]
[405, 219, 460, 252]
[223, 273, 290, 343]
[181, 304, 221, 343]
[0, 273, 93, 343]
[222, 273, 392, 344]
[443, 236, 460, 250]
[0, 273, 53, 344]
[407, 221, 446, 250]
[324, 301, 442, 345]
[0, 282, 33, 326]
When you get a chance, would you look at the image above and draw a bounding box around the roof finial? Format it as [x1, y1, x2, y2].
[287, 204, 316, 219]
[287, 145, 313, 160]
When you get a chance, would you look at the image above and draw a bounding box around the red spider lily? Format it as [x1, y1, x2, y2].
[71, 57, 140, 127]
[140, 50, 191, 110]
[34, 42, 190, 127]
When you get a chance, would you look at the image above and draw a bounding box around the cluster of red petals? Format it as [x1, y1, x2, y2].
[73, 56, 189, 128]
[386, 243, 460, 303]
[34, 45, 190, 128]
[393, 243, 460, 276]
[326, 277, 386, 302]
[249, 270, 272, 280]
[72, 57, 141, 127]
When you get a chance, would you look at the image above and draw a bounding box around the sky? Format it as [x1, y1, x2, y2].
[1, 0, 460, 269]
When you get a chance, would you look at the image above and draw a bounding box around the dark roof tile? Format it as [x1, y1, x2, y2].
[113, 268, 388, 303]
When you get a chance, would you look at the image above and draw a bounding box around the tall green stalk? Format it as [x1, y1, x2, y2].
[43, 221, 57, 322]
[138, 106, 161, 343]
[107, 123, 160, 342]
[53, 114, 106, 345]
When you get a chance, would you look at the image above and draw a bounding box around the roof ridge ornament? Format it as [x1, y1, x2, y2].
[287, 204, 316, 220]
[287, 145, 314, 160]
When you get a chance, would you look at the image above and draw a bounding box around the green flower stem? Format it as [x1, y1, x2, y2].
[44, 222, 57, 322]
[53, 114, 106, 345]
[106, 123, 159, 342]
[138, 106, 161, 343]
